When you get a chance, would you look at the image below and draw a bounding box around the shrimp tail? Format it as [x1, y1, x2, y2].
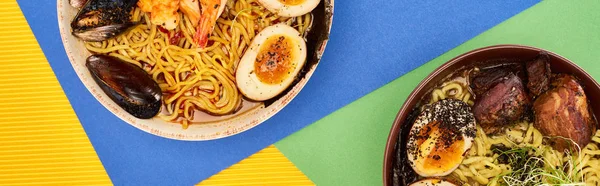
[193, 13, 214, 48]
[193, 0, 226, 48]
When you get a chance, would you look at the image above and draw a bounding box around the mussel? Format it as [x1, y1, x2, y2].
[71, 0, 138, 42]
[86, 55, 162, 119]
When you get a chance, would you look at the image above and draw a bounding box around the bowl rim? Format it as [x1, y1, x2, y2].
[56, 0, 335, 141]
[382, 44, 600, 185]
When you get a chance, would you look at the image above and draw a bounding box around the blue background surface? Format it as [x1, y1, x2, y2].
[18, 0, 538, 185]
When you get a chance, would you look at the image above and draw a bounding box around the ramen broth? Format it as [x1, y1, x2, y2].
[392, 59, 600, 186]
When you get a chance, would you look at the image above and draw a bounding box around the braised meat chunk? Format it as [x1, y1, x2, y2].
[470, 63, 524, 98]
[526, 53, 551, 97]
[471, 67, 511, 97]
[533, 74, 595, 151]
[473, 74, 530, 134]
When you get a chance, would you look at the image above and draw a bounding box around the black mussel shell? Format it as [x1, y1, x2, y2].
[86, 55, 162, 119]
[71, 0, 138, 42]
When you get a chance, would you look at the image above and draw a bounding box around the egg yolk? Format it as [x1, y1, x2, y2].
[277, 0, 306, 5]
[254, 35, 296, 85]
[416, 121, 465, 172]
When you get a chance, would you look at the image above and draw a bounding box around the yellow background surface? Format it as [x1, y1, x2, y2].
[0, 1, 312, 185]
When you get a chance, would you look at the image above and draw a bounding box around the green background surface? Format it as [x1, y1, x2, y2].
[275, 1, 600, 185]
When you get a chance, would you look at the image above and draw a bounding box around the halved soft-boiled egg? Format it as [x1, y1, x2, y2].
[236, 24, 307, 101]
[258, 0, 321, 17]
[406, 99, 476, 177]
[409, 178, 458, 186]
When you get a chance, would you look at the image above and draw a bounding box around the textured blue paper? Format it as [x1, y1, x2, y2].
[18, 0, 538, 185]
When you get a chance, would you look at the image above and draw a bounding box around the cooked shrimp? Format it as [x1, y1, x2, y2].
[152, 0, 180, 30]
[137, 0, 152, 13]
[137, 0, 180, 30]
[193, 0, 227, 48]
[180, 0, 201, 27]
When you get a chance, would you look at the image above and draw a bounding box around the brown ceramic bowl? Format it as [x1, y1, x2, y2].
[382, 45, 600, 186]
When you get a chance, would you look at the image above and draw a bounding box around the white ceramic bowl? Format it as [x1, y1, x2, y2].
[57, 0, 334, 140]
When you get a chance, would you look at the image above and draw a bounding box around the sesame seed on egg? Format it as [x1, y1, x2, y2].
[406, 99, 476, 177]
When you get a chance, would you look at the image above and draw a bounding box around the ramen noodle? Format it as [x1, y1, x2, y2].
[430, 79, 600, 186]
[84, 0, 312, 127]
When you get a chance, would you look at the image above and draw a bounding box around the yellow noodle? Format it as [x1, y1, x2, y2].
[85, 1, 312, 126]
[441, 82, 463, 98]
[432, 89, 445, 102]
[429, 80, 596, 185]
[462, 92, 471, 103]
[462, 156, 487, 165]
[475, 137, 485, 156]
[448, 122, 600, 185]
[470, 166, 488, 184]
[423, 72, 598, 185]
[453, 170, 468, 182]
